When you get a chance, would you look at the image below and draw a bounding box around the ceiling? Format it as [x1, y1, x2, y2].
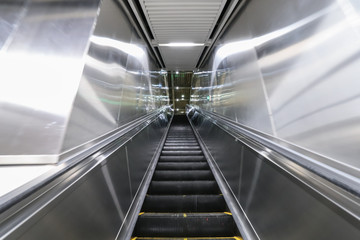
[129, 0, 236, 71]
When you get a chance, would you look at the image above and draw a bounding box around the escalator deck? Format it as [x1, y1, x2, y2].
[132, 115, 241, 240]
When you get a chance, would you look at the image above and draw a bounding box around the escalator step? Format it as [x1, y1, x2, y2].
[159, 156, 206, 162]
[135, 238, 241, 240]
[132, 116, 240, 240]
[166, 136, 196, 140]
[165, 142, 199, 146]
[152, 170, 214, 181]
[166, 140, 198, 143]
[163, 146, 201, 150]
[156, 162, 209, 170]
[134, 213, 237, 237]
[161, 150, 203, 156]
[142, 195, 227, 212]
[148, 181, 220, 195]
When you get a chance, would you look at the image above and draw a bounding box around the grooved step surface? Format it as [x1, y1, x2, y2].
[132, 115, 239, 239]
[148, 181, 220, 195]
[153, 170, 214, 181]
[165, 142, 199, 146]
[142, 195, 227, 212]
[135, 238, 241, 240]
[161, 150, 203, 156]
[159, 156, 206, 162]
[156, 162, 210, 170]
[163, 146, 201, 150]
[135, 213, 237, 237]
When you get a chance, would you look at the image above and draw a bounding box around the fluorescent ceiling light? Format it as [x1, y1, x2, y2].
[159, 43, 204, 47]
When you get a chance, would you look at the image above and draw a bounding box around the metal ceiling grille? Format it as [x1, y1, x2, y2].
[139, 0, 227, 70]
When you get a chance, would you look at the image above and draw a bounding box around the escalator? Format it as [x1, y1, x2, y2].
[132, 115, 241, 240]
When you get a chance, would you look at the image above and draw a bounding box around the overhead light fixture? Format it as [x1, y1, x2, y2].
[176, 71, 179, 74]
[159, 43, 204, 47]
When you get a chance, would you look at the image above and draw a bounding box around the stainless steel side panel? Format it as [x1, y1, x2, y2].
[1, 112, 170, 239]
[60, 0, 166, 153]
[0, 0, 101, 161]
[189, 112, 360, 240]
[0, 0, 168, 164]
[192, 0, 360, 171]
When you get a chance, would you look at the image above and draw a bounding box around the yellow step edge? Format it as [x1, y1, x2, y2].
[137, 212, 234, 215]
[132, 237, 242, 239]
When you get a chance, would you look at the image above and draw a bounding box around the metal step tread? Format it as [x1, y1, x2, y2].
[156, 162, 209, 170]
[159, 156, 206, 162]
[133, 237, 242, 240]
[134, 212, 237, 237]
[153, 170, 214, 181]
[148, 180, 220, 195]
[142, 194, 227, 212]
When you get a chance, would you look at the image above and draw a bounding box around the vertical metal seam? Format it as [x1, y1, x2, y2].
[0, 0, 30, 53]
[125, 146, 133, 198]
[237, 145, 244, 198]
[259, 73, 278, 137]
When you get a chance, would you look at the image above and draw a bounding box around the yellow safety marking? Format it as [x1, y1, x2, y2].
[183, 213, 187, 217]
[133, 238, 241, 239]
[131, 237, 137, 240]
[138, 212, 145, 216]
[224, 212, 232, 215]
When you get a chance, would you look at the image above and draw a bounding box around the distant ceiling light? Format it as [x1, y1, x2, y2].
[159, 43, 204, 47]
[181, 95, 184, 98]
[176, 71, 179, 74]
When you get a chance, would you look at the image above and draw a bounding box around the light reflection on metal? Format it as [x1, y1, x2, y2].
[212, 4, 336, 73]
[91, 36, 145, 58]
[191, 0, 360, 172]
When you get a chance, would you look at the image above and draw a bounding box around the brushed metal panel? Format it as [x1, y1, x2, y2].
[0, 2, 26, 49]
[0, 0, 101, 162]
[254, 0, 360, 168]
[192, 0, 360, 173]
[126, 118, 166, 196]
[2, 111, 171, 239]
[14, 149, 130, 240]
[189, 112, 360, 240]
[61, 0, 166, 152]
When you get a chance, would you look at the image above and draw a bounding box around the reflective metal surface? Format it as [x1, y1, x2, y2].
[0, 109, 172, 239]
[0, 0, 101, 163]
[191, 0, 360, 172]
[0, 0, 168, 164]
[187, 113, 259, 240]
[188, 109, 360, 240]
[57, 0, 169, 155]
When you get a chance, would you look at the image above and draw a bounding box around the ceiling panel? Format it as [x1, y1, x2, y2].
[159, 46, 204, 70]
[139, 0, 227, 70]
